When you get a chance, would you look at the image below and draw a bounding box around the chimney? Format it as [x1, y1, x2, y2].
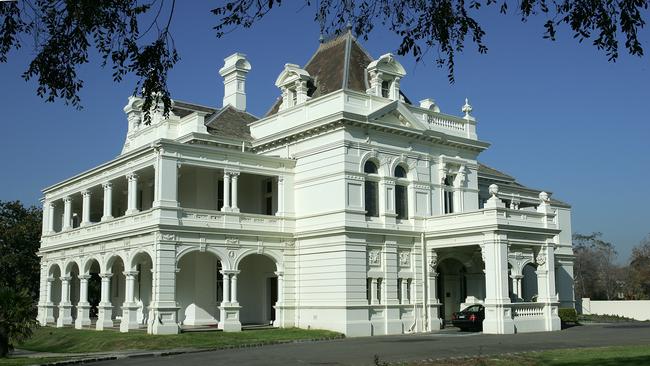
[219, 53, 251, 111]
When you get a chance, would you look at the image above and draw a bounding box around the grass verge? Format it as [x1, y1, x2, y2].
[16, 326, 342, 354]
[399, 345, 650, 366]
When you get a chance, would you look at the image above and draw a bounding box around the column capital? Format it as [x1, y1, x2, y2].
[47, 277, 55, 283]
[81, 190, 92, 197]
[99, 273, 113, 279]
[102, 182, 113, 189]
[78, 274, 91, 280]
[224, 169, 240, 177]
[48, 201, 56, 208]
[63, 196, 72, 203]
[60, 276, 72, 282]
[126, 172, 139, 181]
[123, 270, 139, 277]
[222, 269, 240, 276]
[274, 271, 284, 277]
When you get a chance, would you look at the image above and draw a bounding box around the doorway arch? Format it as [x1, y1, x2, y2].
[237, 254, 278, 325]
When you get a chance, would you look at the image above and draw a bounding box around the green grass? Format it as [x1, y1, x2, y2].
[577, 314, 641, 323]
[17, 326, 342, 354]
[402, 345, 650, 366]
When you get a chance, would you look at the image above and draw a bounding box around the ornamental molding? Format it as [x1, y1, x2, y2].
[225, 236, 239, 246]
[399, 251, 411, 267]
[368, 249, 381, 266]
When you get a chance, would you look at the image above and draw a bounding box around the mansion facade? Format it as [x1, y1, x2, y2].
[37, 32, 575, 336]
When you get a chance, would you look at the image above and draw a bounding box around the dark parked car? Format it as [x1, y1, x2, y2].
[451, 304, 485, 331]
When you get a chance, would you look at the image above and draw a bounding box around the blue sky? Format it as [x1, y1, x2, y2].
[1, 3, 648, 262]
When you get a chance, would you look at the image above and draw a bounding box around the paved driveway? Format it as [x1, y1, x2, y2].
[94, 323, 650, 366]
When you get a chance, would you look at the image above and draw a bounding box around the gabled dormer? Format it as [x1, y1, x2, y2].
[366, 53, 406, 101]
[275, 64, 312, 111]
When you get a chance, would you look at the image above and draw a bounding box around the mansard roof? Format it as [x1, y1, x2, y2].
[265, 30, 399, 116]
[204, 105, 257, 141]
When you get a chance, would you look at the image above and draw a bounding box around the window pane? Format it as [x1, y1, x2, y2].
[394, 165, 407, 178]
[396, 185, 408, 219]
[364, 161, 378, 174]
[365, 181, 378, 217]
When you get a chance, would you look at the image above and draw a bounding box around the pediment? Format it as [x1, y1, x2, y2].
[367, 101, 427, 131]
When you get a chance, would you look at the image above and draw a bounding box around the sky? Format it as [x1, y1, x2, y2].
[1, 3, 648, 263]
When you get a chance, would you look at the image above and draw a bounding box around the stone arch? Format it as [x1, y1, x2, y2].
[48, 262, 62, 277]
[128, 249, 155, 271]
[359, 150, 383, 176]
[63, 259, 81, 277]
[389, 156, 418, 181]
[233, 249, 283, 272]
[81, 256, 101, 274]
[521, 262, 539, 302]
[103, 253, 127, 274]
[236, 252, 282, 325]
[175, 246, 226, 327]
[176, 246, 231, 271]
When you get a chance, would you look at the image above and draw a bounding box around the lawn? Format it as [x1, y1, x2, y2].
[402, 345, 650, 366]
[16, 326, 342, 354]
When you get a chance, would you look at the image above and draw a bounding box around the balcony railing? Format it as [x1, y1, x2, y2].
[41, 207, 294, 249]
[426, 206, 557, 234]
[510, 302, 546, 319]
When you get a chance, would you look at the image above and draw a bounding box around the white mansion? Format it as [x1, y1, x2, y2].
[37, 32, 575, 336]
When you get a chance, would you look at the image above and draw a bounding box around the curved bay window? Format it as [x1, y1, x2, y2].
[364, 161, 379, 217]
[443, 175, 455, 214]
[394, 165, 408, 220]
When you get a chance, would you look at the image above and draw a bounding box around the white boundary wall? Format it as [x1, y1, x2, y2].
[580, 298, 650, 321]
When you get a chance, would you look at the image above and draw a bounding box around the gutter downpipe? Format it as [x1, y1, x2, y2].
[421, 231, 429, 332]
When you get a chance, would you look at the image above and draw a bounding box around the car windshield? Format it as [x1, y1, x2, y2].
[464, 305, 482, 312]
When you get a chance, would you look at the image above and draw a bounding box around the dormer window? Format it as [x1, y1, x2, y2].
[366, 53, 406, 101]
[275, 63, 312, 111]
[381, 80, 390, 98]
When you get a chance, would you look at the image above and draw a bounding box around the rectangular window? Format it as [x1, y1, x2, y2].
[397, 279, 402, 303]
[444, 190, 454, 214]
[217, 180, 224, 210]
[263, 179, 274, 215]
[396, 185, 408, 219]
[407, 279, 412, 303]
[377, 278, 383, 304]
[366, 278, 372, 304]
[365, 181, 379, 217]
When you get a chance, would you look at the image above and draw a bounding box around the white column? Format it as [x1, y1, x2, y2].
[276, 176, 285, 216]
[57, 276, 73, 327]
[81, 190, 91, 226]
[126, 173, 139, 215]
[230, 271, 239, 304]
[121, 271, 140, 332]
[482, 234, 515, 334]
[62, 196, 72, 231]
[370, 278, 378, 305]
[400, 278, 409, 305]
[222, 172, 231, 211]
[230, 172, 239, 212]
[43, 277, 55, 324]
[75, 275, 91, 328]
[221, 271, 230, 305]
[47, 202, 56, 233]
[153, 154, 179, 208]
[536, 242, 561, 331]
[96, 273, 113, 330]
[102, 182, 113, 221]
[275, 272, 284, 304]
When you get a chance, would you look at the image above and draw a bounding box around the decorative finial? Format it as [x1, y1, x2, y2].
[489, 184, 499, 198]
[539, 191, 550, 203]
[346, 21, 353, 31]
[462, 98, 473, 118]
[319, 33, 324, 43]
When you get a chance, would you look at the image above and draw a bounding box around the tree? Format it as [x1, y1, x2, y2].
[0, 288, 39, 357]
[628, 234, 650, 299]
[573, 232, 622, 300]
[0, 201, 42, 302]
[1, 0, 647, 122]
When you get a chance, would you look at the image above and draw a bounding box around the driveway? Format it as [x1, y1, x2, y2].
[93, 323, 650, 366]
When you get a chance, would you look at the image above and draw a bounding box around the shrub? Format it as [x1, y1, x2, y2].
[559, 308, 578, 323]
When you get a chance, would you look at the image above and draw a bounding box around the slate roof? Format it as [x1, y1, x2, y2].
[265, 30, 385, 116]
[172, 100, 217, 118]
[204, 105, 257, 141]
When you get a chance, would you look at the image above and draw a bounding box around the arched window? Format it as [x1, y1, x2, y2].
[364, 161, 378, 174]
[394, 164, 408, 220]
[364, 160, 379, 217]
[394, 165, 407, 178]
